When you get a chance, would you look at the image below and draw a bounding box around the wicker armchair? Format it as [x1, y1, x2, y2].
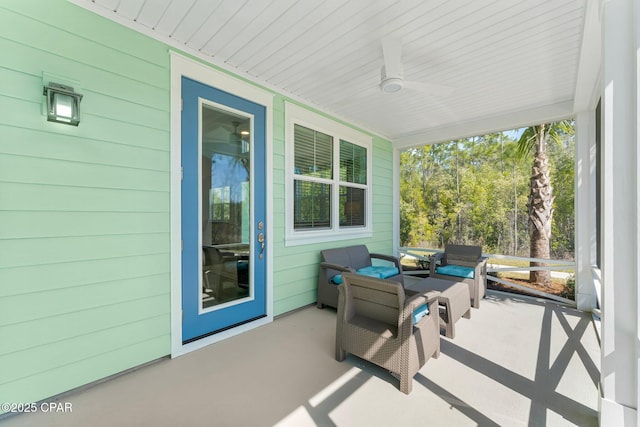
[335, 273, 440, 394]
[429, 244, 488, 308]
[317, 245, 404, 309]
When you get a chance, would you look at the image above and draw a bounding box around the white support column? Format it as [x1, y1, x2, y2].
[600, 0, 639, 425]
[574, 111, 597, 311]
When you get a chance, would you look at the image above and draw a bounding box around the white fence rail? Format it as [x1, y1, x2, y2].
[399, 247, 576, 306]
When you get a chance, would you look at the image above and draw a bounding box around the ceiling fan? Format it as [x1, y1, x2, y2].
[380, 37, 454, 97]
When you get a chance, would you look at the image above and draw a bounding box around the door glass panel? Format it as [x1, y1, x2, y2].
[201, 105, 251, 309]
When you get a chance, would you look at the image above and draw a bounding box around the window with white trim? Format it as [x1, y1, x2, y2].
[285, 102, 372, 245]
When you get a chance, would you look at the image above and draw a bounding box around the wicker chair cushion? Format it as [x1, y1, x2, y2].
[412, 303, 430, 324]
[331, 266, 400, 284]
[357, 266, 400, 278]
[436, 264, 475, 279]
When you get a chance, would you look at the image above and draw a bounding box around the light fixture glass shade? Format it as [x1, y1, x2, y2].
[53, 92, 73, 119]
[43, 83, 83, 126]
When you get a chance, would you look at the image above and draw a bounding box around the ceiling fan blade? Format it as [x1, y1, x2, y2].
[381, 37, 403, 78]
[404, 80, 455, 97]
[403, 82, 459, 121]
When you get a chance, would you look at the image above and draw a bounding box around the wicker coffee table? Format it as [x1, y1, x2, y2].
[405, 277, 471, 339]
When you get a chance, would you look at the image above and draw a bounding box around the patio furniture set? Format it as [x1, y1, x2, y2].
[318, 244, 487, 394]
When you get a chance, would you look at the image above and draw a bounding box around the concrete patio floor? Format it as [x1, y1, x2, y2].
[1, 290, 600, 427]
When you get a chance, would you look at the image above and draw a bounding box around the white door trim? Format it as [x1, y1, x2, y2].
[170, 51, 274, 357]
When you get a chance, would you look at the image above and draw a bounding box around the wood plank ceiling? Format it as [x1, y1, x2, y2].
[73, 0, 586, 143]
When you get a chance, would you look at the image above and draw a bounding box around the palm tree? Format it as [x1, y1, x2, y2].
[517, 121, 572, 287]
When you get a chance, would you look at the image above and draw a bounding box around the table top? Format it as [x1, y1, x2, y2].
[405, 276, 466, 294]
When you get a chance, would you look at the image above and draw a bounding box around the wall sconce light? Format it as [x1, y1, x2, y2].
[43, 82, 83, 126]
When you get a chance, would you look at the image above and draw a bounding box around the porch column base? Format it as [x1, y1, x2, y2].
[600, 396, 637, 427]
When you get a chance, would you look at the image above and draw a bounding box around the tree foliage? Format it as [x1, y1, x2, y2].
[400, 122, 575, 261]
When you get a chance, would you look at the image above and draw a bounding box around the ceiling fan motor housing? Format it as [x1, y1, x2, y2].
[380, 65, 404, 93]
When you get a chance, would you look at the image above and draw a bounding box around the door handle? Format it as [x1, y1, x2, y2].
[257, 221, 265, 259]
[257, 232, 265, 259]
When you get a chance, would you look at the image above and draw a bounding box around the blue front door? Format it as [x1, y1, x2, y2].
[181, 76, 267, 343]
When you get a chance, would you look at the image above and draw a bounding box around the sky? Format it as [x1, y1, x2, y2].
[504, 127, 525, 140]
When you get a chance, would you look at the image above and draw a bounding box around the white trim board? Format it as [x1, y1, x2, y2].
[393, 101, 575, 149]
[170, 52, 274, 357]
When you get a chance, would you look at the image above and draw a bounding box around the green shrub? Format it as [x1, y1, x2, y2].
[561, 273, 576, 299]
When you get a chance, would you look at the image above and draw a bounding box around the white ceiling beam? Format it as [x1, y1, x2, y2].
[393, 100, 575, 148]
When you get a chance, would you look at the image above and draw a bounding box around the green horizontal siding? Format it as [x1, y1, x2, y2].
[0, 154, 169, 191]
[0, 0, 171, 409]
[1, 233, 169, 268]
[1, 294, 169, 356]
[6, 335, 169, 405]
[0, 182, 169, 212]
[2, 301, 169, 384]
[2, 259, 167, 304]
[0, 5, 168, 88]
[274, 292, 318, 316]
[0, 254, 170, 300]
[0, 211, 169, 239]
[0, 34, 168, 111]
[0, 125, 169, 170]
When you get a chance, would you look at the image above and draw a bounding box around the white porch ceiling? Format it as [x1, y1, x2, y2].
[73, 0, 587, 144]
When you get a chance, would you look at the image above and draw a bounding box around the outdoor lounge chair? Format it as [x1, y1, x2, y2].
[335, 272, 441, 394]
[429, 244, 488, 308]
[317, 245, 404, 309]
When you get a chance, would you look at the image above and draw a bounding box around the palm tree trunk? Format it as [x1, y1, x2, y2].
[528, 125, 554, 287]
[513, 161, 518, 255]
